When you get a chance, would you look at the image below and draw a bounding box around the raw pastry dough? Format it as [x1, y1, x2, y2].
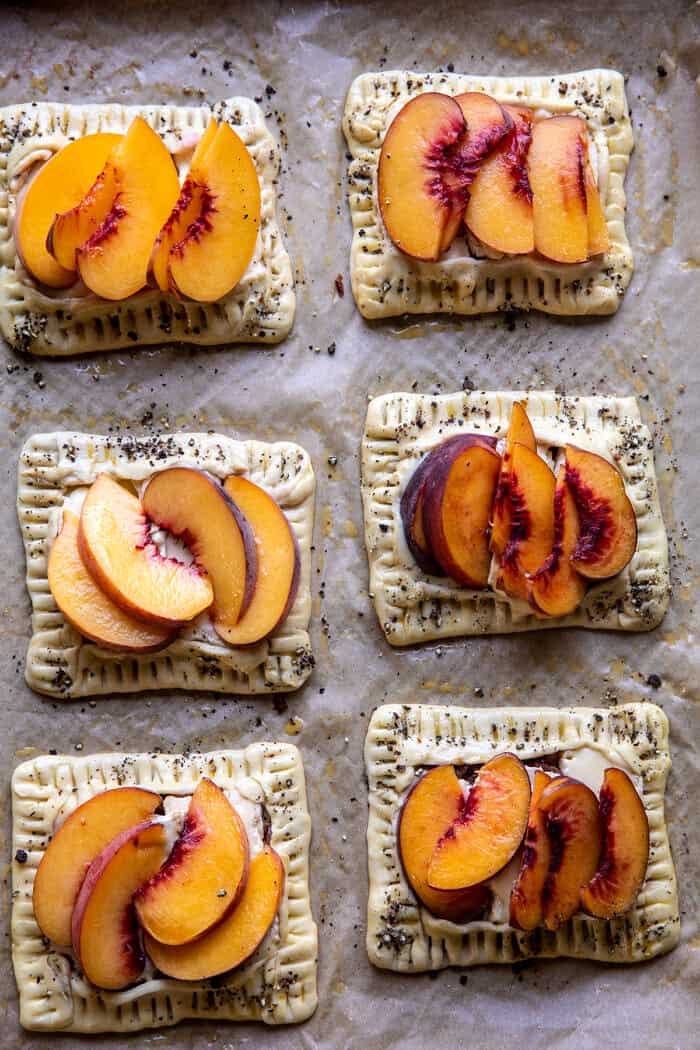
[343, 69, 633, 319]
[365, 702, 679, 972]
[0, 97, 295, 355]
[18, 430, 315, 698]
[12, 744, 317, 1032]
[361, 389, 670, 645]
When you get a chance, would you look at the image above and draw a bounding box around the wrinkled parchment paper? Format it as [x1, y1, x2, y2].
[1, 1, 699, 1047]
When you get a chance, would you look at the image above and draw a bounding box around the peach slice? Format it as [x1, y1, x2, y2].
[465, 104, 534, 255]
[150, 118, 218, 291]
[72, 821, 169, 990]
[47, 157, 120, 273]
[167, 122, 261, 302]
[490, 400, 537, 558]
[14, 132, 121, 287]
[398, 766, 492, 922]
[142, 467, 257, 635]
[135, 778, 249, 946]
[528, 465, 587, 617]
[48, 509, 176, 652]
[400, 454, 445, 576]
[497, 442, 556, 602]
[145, 845, 284, 980]
[78, 473, 213, 627]
[583, 141, 610, 256]
[378, 92, 467, 261]
[509, 770, 552, 930]
[33, 786, 161, 947]
[218, 475, 299, 646]
[565, 445, 637, 579]
[529, 115, 589, 264]
[581, 769, 649, 919]
[439, 92, 513, 251]
[539, 776, 602, 930]
[428, 754, 531, 891]
[71, 116, 180, 300]
[421, 435, 501, 587]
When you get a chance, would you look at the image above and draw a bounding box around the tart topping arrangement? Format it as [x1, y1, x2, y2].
[398, 754, 649, 930]
[32, 779, 283, 991]
[378, 91, 610, 263]
[48, 467, 299, 650]
[400, 400, 638, 616]
[15, 116, 260, 301]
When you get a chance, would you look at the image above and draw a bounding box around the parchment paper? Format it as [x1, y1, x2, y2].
[0, 1, 698, 1047]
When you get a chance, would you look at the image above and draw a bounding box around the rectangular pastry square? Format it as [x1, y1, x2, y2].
[12, 744, 317, 1032]
[365, 702, 679, 972]
[361, 389, 670, 645]
[0, 97, 294, 355]
[343, 69, 633, 319]
[18, 430, 315, 698]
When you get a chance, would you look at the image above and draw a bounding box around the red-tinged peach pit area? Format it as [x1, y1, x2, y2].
[378, 92, 610, 264]
[48, 468, 298, 652]
[15, 116, 261, 302]
[32, 780, 283, 991]
[399, 400, 638, 618]
[397, 756, 649, 931]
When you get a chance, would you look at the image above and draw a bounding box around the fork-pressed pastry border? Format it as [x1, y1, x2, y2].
[18, 430, 315, 698]
[12, 744, 317, 1032]
[365, 702, 679, 972]
[0, 96, 295, 356]
[343, 68, 633, 320]
[361, 389, 670, 646]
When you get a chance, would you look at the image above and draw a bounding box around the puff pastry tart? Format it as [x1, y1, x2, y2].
[11, 745, 317, 1032]
[18, 430, 315, 698]
[0, 98, 294, 355]
[365, 702, 679, 972]
[361, 390, 670, 645]
[343, 69, 633, 319]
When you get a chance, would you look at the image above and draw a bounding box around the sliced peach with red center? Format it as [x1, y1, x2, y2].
[145, 845, 284, 980]
[421, 434, 501, 587]
[528, 115, 588, 264]
[497, 442, 556, 601]
[439, 92, 513, 251]
[581, 768, 649, 919]
[509, 770, 552, 930]
[59, 116, 181, 300]
[218, 475, 299, 646]
[565, 445, 637, 579]
[539, 776, 602, 930]
[150, 118, 218, 291]
[583, 140, 610, 256]
[465, 104, 534, 255]
[528, 465, 587, 617]
[32, 786, 161, 947]
[72, 820, 169, 990]
[48, 509, 176, 652]
[427, 753, 531, 891]
[378, 92, 467, 261]
[135, 778, 249, 946]
[491, 400, 537, 558]
[167, 121, 261, 302]
[142, 467, 257, 636]
[400, 453, 445, 576]
[48, 158, 120, 273]
[398, 766, 491, 921]
[78, 473, 213, 627]
[14, 132, 121, 287]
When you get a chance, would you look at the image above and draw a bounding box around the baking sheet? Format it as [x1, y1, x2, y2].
[0, 0, 699, 1047]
